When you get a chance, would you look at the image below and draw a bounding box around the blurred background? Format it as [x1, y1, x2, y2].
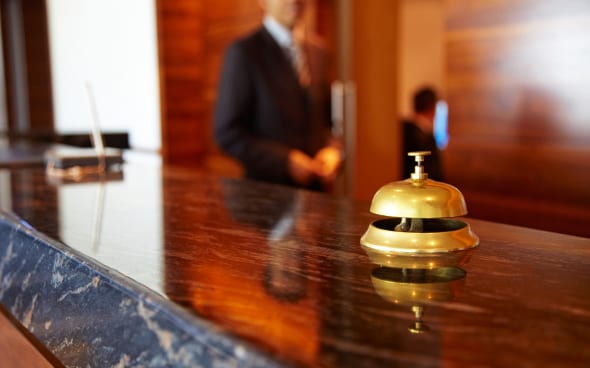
[1, 0, 589, 237]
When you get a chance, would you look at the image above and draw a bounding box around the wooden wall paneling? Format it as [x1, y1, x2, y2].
[157, 0, 262, 172]
[444, 0, 590, 237]
[445, 0, 590, 30]
[0, 1, 17, 132]
[21, 0, 53, 133]
[352, 0, 400, 201]
[1, 0, 53, 137]
[156, 1, 206, 166]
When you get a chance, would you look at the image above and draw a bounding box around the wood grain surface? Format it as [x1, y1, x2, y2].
[444, 0, 590, 237]
[2, 162, 590, 367]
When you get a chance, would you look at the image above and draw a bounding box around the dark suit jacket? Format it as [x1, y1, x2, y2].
[213, 26, 332, 188]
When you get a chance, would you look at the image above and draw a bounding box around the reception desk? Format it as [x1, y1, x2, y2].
[1, 160, 590, 367]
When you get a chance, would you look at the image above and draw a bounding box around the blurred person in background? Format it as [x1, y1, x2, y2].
[401, 86, 444, 180]
[214, 0, 343, 192]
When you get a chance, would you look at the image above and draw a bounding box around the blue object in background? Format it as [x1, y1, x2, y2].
[434, 100, 449, 150]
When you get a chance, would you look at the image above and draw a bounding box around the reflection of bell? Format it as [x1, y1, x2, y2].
[370, 266, 466, 334]
[361, 151, 479, 269]
[371, 267, 466, 305]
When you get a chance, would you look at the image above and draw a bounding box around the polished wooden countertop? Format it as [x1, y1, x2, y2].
[2, 160, 590, 367]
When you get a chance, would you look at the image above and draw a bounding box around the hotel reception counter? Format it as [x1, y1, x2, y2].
[1, 161, 589, 367]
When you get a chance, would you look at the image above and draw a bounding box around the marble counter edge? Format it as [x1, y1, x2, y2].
[0, 211, 288, 368]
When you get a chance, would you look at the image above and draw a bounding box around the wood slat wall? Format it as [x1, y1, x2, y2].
[1, 0, 54, 135]
[444, 0, 590, 237]
[156, 1, 208, 166]
[352, 0, 400, 200]
[156, 0, 331, 175]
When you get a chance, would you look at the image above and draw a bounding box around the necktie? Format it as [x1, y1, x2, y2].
[287, 43, 310, 87]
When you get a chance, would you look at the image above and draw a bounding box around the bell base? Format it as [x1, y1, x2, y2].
[360, 218, 479, 269]
[362, 245, 476, 269]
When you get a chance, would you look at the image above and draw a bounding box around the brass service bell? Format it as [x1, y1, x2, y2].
[361, 151, 479, 269]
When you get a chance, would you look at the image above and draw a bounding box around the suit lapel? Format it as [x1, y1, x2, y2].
[256, 28, 307, 97]
[250, 28, 308, 129]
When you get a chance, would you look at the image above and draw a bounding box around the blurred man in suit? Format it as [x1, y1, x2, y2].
[213, 0, 343, 191]
[401, 87, 444, 180]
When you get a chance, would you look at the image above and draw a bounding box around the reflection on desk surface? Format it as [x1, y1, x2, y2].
[2, 163, 590, 366]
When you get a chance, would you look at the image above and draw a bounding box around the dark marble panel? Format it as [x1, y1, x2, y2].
[1, 164, 590, 367]
[0, 212, 284, 368]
